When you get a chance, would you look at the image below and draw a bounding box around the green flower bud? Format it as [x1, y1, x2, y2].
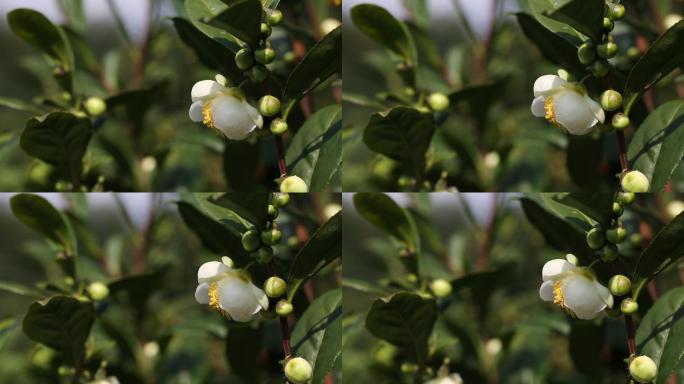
[627, 46, 641, 60]
[591, 59, 610, 77]
[629, 233, 642, 247]
[280, 175, 309, 193]
[255, 246, 274, 264]
[87, 282, 109, 300]
[258, 95, 281, 117]
[621, 171, 650, 193]
[270, 118, 288, 135]
[287, 236, 300, 249]
[58, 366, 76, 376]
[242, 229, 261, 251]
[283, 51, 297, 65]
[221, 256, 235, 268]
[272, 192, 290, 208]
[260, 23, 272, 38]
[276, 299, 293, 317]
[608, 4, 625, 21]
[613, 202, 624, 217]
[235, 48, 254, 70]
[577, 42, 596, 65]
[597, 42, 618, 59]
[261, 228, 282, 245]
[611, 113, 630, 130]
[427, 92, 450, 112]
[263, 276, 286, 298]
[629, 355, 657, 383]
[267, 204, 279, 219]
[565, 253, 579, 265]
[600, 90, 623, 111]
[586, 227, 606, 249]
[255, 47, 276, 64]
[266, 9, 283, 26]
[407, 273, 418, 283]
[618, 192, 636, 205]
[621, 297, 638, 314]
[601, 244, 619, 262]
[606, 227, 627, 244]
[603, 17, 614, 31]
[249, 64, 268, 82]
[84, 97, 107, 116]
[400, 362, 418, 373]
[429, 279, 453, 298]
[608, 275, 631, 296]
[398, 176, 416, 189]
[404, 87, 415, 97]
[284, 357, 312, 384]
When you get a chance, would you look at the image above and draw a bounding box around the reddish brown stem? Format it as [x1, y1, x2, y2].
[275, 135, 288, 177]
[625, 314, 637, 356]
[279, 316, 292, 357]
[617, 130, 630, 172]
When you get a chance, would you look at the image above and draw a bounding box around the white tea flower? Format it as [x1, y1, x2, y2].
[189, 79, 263, 140]
[194, 261, 269, 322]
[531, 74, 605, 135]
[539, 259, 613, 320]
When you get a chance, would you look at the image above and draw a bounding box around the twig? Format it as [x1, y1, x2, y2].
[275, 135, 288, 177]
[625, 314, 637, 356]
[617, 130, 630, 171]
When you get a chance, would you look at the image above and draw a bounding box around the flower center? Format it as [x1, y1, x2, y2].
[202, 102, 216, 130]
[552, 281, 574, 316]
[208, 282, 227, 317]
[544, 97, 558, 125]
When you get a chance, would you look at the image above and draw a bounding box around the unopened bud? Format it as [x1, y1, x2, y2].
[264, 276, 287, 298]
[429, 279, 453, 298]
[621, 171, 650, 193]
[600, 90, 623, 111]
[608, 275, 631, 296]
[629, 355, 657, 383]
[284, 357, 312, 384]
[621, 297, 638, 314]
[276, 300, 293, 316]
[258, 95, 281, 117]
[280, 175, 309, 193]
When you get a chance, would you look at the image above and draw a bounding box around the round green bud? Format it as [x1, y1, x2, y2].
[398, 176, 416, 189]
[621, 297, 639, 314]
[606, 227, 627, 244]
[407, 273, 418, 283]
[601, 244, 619, 262]
[621, 171, 650, 193]
[612, 113, 630, 130]
[267, 204, 279, 219]
[255, 246, 274, 263]
[629, 355, 657, 383]
[261, 228, 282, 245]
[618, 192, 636, 205]
[263, 276, 286, 298]
[280, 175, 309, 193]
[87, 282, 109, 301]
[235, 48, 254, 70]
[627, 46, 641, 60]
[249, 64, 268, 83]
[284, 357, 312, 384]
[84, 97, 107, 116]
[591, 59, 610, 77]
[427, 92, 450, 112]
[586, 227, 606, 249]
[577, 42, 597, 65]
[429, 279, 453, 298]
[260, 23, 272, 38]
[597, 42, 618, 59]
[58, 366, 76, 376]
[276, 300, 294, 317]
[272, 192, 290, 208]
[608, 4, 626, 21]
[629, 233, 643, 247]
[608, 275, 631, 296]
[565, 253, 579, 265]
[258, 95, 281, 117]
[222, 256, 235, 268]
[600, 90, 623, 111]
[603, 17, 614, 31]
[404, 87, 415, 98]
[287, 236, 300, 248]
[266, 9, 283, 26]
[283, 51, 297, 65]
[255, 47, 276, 64]
[400, 362, 418, 373]
[613, 202, 624, 217]
[242, 229, 261, 251]
[270, 118, 288, 135]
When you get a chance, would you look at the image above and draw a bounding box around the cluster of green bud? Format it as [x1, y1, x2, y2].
[241, 192, 292, 263]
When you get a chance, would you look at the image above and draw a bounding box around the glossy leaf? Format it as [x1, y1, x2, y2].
[350, 4, 416, 66]
[545, 0, 604, 42]
[184, 0, 234, 41]
[291, 289, 342, 384]
[7, 8, 73, 70]
[286, 105, 341, 191]
[207, 193, 271, 228]
[10, 194, 73, 253]
[555, 193, 615, 228]
[628, 100, 684, 191]
[365, 293, 437, 365]
[207, 0, 262, 47]
[353, 193, 420, 252]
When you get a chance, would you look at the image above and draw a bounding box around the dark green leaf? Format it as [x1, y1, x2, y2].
[7, 8, 73, 70]
[569, 321, 605, 379]
[291, 289, 342, 384]
[624, 21, 684, 114]
[208, 193, 271, 228]
[20, 112, 92, 185]
[363, 107, 435, 179]
[628, 100, 684, 191]
[223, 140, 260, 190]
[225, 323, 262, 382]
[208, 0, 262, 47]
[633, 211, 684, 282]
[285, 105, 341, 191]
[636, 286, 684, 384]
[10, 194, 73, 253]
[350, 4, 416, 66]
[353, 193, 420, 252]
[57, 0, 86, 33]
[545, 0, 604, 41]
[555, 193, 615, 228]
[566, 135, 604, 190]
[22, 296, 94, 367]
[288, 213, 341, 298]
[185, 0, 234, 41]
[365, 293, 437, 365]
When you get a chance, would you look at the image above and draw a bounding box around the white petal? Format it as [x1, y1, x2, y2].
[594, 280, 614, 308]
[533, 75, 567, 97]
[195, 283, 210, 304]
[189, 101, 204, 122]
[562, 275, 606, 319]
[552, 91, 598, 135]
[531, 96, 546, 117]
[197, 261, 229, 283]
[539, 280, 555, 301]
[211, 95, 258, 140]
[244, 99, 264, 129]
[585, 95, 605, 124]
[251, 283, 269, 311]
[191, 80, 224, 102]
[218, 278, 261, 322]
[542, 259, 575, 281]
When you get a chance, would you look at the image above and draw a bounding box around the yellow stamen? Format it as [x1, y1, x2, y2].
[544, 97, 557, 125]
[553, 281, 574, 317]
[208, 282, 227, 317]
[202, 102, 216, 130]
